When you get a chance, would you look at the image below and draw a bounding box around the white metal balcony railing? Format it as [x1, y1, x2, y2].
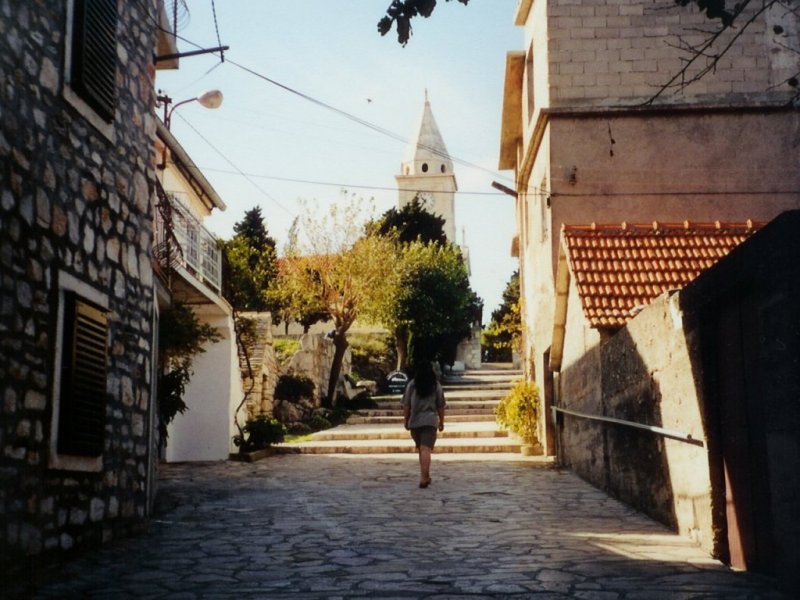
[154, 192, 222, 293]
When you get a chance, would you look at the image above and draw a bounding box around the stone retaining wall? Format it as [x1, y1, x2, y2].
[287, 334, 351, 404]
[237, 312, 278, 419]
[558, 291, 714, 554]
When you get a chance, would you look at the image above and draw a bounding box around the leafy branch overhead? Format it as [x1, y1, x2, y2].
[652, 0, 800, 101]
[673, 0, 737, 27]
[378, 0, 470, 45]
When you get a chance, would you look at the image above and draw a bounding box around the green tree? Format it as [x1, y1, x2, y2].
[234, 206, 276, 252]
[374, 195, 447, 245]
[382, 241, 481, 370]
[378, 0, 470, 46]
[279, 197, 399, 407]
[482, 270, 521, 362]
[222, 206, 279, 313]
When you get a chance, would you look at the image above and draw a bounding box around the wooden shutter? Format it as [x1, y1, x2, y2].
[71, 0, 118, 123]
[58, 293, 108, 457]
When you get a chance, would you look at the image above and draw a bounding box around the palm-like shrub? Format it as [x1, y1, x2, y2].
[495, 381, 541, 445]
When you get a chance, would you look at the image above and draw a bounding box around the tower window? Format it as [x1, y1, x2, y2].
[440, 164, 446, 173]
[421, 163, 428, 173]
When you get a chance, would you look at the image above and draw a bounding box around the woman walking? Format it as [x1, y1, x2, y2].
[402, 362, 446, 488]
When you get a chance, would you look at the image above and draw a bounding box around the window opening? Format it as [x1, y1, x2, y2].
[70, 0, 118, 123]
[57, 292, 108, 457]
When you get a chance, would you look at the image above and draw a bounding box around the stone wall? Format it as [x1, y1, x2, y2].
[558, 213, 800, 592]
[0, 0, 159, 568]
[287, 334, 351, 404]
[238, 312, 278, 418]
[558, 291, 715, 554]
[455, 323, 482, 370]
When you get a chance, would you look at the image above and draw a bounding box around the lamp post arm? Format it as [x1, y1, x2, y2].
[165, 97, 199, 129]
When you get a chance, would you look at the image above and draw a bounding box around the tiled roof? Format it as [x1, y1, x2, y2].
[562, 220, 762, 328]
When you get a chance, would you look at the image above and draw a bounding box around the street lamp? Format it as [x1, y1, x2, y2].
[156, 89, 224, 130]
[156, 90, 224, 169]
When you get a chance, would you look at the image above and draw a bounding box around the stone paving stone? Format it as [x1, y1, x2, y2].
[21, 455, 791, 599]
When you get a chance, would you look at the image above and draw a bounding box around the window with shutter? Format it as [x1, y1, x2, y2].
[70, 0, 118, 123]
[57, 292, 108, 457]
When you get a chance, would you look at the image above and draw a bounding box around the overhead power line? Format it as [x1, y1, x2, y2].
[161, 26, 521, 189]
[195, 167, 512, 196]
[175, 113, 294, 215]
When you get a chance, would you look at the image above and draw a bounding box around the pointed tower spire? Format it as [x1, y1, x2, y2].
[401, 92, 454, 177]
[396, 92, 458, 242]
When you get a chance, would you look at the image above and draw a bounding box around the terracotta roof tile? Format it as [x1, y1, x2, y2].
[562, 221, 762, 328]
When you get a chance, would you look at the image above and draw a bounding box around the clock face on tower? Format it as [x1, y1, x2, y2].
[417, 192, 434, 211]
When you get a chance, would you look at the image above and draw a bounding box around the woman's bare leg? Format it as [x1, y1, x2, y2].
[419, 446, 432, 485]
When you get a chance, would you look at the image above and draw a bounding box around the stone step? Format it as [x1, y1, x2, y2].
[374, 400, 500, 411]
[347, 414, 497, 425]
[372, 389, 508, 402]
[285, 365, 528, 459]
[441, 383, 516, 392]
[312, 422, 507, 441]
[280, 436, 523, 455]
[356, 407, 496, 418]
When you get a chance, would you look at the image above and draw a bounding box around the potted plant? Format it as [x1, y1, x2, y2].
[495, 381, 543, 455]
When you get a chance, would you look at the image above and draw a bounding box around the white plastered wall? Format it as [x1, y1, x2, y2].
[165, 308, 242, 462]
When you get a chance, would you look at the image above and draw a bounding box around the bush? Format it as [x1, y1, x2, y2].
[234, 414, 286, 451]
[348, 332, 396, 386]
[495, 381, 541, 445]
[336, 390, 376, 411]
[273, 338, 299, 366]
[307, 413, 332, 431]
[274, 373, 315, 401]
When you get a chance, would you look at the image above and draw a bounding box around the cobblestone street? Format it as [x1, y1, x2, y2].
[27, 455, 786, 599]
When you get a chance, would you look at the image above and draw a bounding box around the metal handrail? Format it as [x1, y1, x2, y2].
[552, 405, 705, 447]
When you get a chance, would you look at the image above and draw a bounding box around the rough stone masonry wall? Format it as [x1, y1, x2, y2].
[237, 312, 278, 419]
[0, 0, 159, 566]
[288, 334, 351, 404]
[547, 0, 800, 106]
[559, 292, 716, 555]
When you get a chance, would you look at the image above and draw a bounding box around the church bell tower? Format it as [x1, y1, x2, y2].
[396, 92, 458, 242]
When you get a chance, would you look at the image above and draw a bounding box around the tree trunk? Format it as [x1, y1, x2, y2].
[395, 327, 409, 371]
[325, 331, 349, 408]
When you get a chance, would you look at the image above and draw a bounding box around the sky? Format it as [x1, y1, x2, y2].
[155, 0, 521, 320]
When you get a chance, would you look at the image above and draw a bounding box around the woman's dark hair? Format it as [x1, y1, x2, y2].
[413, 361, 437, 397]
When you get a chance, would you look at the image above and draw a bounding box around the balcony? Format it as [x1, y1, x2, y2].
[153, 184, 225, 300]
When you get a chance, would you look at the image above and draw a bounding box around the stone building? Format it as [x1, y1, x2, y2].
[0, 0, 175, 573]
[498, 0, 800, 588]
[499, 0, 800, 454]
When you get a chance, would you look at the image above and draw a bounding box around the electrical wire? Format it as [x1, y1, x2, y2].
[209, 0, 224, 62]
[153, 15, 523, 189]
[194, 166, 513, 196]
[174, 113, 294, 215]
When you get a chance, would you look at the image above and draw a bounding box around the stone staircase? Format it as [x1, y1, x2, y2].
[281, 365, 535, 458]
